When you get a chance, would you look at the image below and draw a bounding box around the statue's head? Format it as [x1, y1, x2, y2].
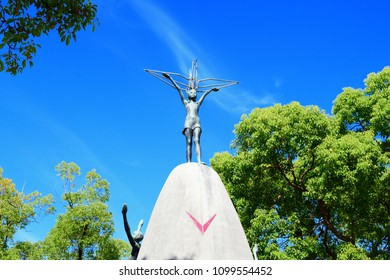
[187, 88, 197, 100]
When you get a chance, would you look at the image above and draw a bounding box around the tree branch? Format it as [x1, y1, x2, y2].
[323, 227, 337, 259]
[275, 162, 305, 192]
[77, 223, 89, 260]
[318, 199, 355, 244]
[299, 151, 316, 182]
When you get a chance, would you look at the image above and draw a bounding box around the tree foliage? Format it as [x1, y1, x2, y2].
[333, 66, 390, 155]
[5, 240, 45, 260]
[0, 0, 98, 75]
[0, 166, 54, 259]
[211, 67, 390, 260]
[43, 161, 130, 260]
[0, 162, 131, 260]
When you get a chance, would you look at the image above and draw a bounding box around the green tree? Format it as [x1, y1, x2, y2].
[333, 66, 390, 156]
[211, 67, 390, 259]
[0, 166, 54, 259]
[6, 240, 45, 259]
[0, 0, 98, 75]
[43, 161, 130, 260]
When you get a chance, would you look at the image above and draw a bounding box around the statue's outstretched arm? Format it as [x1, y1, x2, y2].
[198, 87, 219, 106]
[122, 204, 139, 259]
[163, 73, 186, 105]
[122, 204, 135, 247]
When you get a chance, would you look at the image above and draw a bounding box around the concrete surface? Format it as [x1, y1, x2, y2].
[138, 163, 253, 260]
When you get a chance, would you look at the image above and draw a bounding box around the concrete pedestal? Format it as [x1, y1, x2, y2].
[138, 163, 253, 260]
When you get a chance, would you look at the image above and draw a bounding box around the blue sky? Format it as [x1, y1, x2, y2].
[1, 0, 390, 244]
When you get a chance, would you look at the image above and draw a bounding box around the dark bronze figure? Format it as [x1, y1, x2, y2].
[122, 204, 143, 260]
[145, 59, 238, 163]
[163, 72, 218, 163]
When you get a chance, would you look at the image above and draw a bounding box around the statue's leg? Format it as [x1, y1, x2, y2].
[184, 128, 193, 162]
[193, 127, 202, 163]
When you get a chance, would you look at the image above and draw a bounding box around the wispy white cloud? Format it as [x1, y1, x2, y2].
[274, 77, 283, 88]
[210, 89, 276, 114]
[128, 0, 200, 73]
[6, 92, 115, 192]
[128, 0, 276, 113]
[14, 230, 40, 243]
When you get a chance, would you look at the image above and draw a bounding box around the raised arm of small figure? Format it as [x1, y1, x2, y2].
[163, 72, 186, 105]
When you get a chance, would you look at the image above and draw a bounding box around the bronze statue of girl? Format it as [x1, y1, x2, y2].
[145, 59, 238, 164]
[163, 72, 218, 163]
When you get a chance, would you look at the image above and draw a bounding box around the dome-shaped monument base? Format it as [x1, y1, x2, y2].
[138, 163, 253, 260]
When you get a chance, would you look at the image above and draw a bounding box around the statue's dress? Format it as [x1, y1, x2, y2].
[182, 100, 201, 134]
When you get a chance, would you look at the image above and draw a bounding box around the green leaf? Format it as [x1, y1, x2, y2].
[65, 35, 71, 45]
[0, 0, 99, 75]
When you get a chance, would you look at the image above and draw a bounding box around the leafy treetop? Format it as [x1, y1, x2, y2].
[0, 166, 54, 259]
[0, 0, 98, 75]
[211, 67, 390, 260]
